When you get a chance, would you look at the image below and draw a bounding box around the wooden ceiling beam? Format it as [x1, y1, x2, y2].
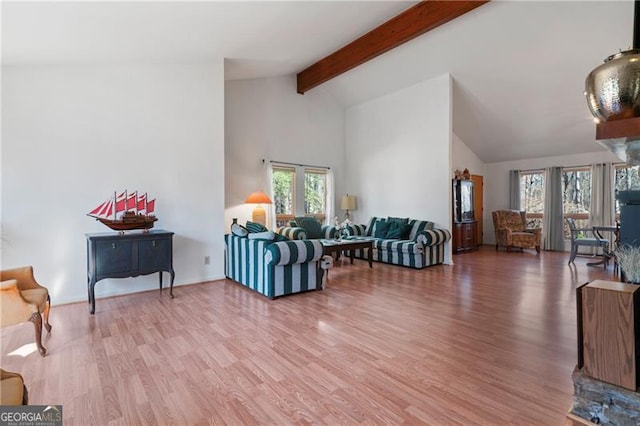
[296, 0, 490, 94]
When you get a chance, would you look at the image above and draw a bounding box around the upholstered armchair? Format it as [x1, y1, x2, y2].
[0, 369, 28, 405]
[0, 266, 52, 356]
[492, 210, 541, 253]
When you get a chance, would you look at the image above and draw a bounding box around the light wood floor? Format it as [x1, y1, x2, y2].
[1, 246, 616, 425]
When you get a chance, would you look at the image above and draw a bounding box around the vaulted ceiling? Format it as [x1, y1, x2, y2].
[2, 1, 634, 163]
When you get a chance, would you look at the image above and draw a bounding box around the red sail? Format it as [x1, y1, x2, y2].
[146, 199, 155, 214]
[89, 200, 107, 216]
[115, 192, 126, 213]
[100, 200, 113, 218]
[126, 191, 137, 210]
[137, 193, 146, 211]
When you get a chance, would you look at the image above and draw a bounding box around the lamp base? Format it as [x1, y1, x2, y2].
[252, 205, 266, 226]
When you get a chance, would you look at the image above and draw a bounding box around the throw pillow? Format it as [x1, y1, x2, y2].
[387, 217, 409, 227]
[365, 217, 378, 236]
[248, 231, 276, 241]
[374, 220, 391, 238]
[246, 221, 268, 233]
[385, 221, 406, 239]
[400, 224, 413, 240]
[231, 223, 249, 237]
[294, 217, 322, 239]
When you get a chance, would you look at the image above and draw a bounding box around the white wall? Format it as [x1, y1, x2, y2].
[346, 74, 452, 263]
[1, 62, 225, 305]
[452, 132, 485, 176]
[225, 75, 346, 228]
[484, 150, 621, 245]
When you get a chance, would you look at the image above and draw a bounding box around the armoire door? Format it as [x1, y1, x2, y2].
[471, 174, 483, 245]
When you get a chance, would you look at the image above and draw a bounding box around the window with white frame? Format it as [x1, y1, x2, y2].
[272, 166, 296, 227]
[272, 164, 329, 227]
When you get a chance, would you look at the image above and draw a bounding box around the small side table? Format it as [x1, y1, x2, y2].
[86, 230, 175, 314]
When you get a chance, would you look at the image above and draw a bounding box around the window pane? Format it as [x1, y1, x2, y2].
[562, 168, 591, 238]
[304, 170, 326, 217]
[520, 172, 544, 228]
[273, 167, 294, 218]
[615, 165, 640, 215]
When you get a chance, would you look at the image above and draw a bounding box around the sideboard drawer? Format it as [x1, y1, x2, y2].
[95, 240, 133, 275]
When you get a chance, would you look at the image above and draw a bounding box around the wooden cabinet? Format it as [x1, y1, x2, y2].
[453, 221, 478, 254]
[452, 179, 479, 254]
[86, 230, 175, 314]
[581, 280, 640, 391]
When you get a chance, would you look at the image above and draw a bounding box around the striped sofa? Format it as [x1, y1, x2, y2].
[276, 225, 335, 241]
[345, 217, 451, 269]
[225, 234, 330, 298]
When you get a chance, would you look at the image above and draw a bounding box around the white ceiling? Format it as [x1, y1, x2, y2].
[2, 1, 635, 163]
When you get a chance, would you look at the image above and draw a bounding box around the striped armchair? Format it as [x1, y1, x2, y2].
[225, 234, 331, 298]
[344, 217, 451, 269]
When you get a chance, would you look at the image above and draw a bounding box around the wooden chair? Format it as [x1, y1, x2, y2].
[566, 218, 609, 266]
[0, 369, 28, 405]
[0, 266, 52, 356]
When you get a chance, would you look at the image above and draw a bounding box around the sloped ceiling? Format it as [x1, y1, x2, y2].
[320, 1, 634, 163]
[2, 1, 634, 163]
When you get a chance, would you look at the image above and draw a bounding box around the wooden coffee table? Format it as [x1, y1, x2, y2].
[321, 238, 373, 268]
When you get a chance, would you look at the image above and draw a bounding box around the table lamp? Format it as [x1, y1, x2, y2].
[245, 191, 273, 226]
[340, 194, 357, 220]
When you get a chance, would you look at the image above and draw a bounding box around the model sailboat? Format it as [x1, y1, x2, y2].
[88, 191, 157, 232]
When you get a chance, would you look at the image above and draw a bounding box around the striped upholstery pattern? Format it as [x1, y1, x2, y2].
[265, 240, 324, 266]
[346, 218, 451, 269]
[407, 219, 434, 240]
[364, 217, 433, 239]
[365, 217, 380, 236]
[277, 225, 335, 240]
[419, 229, 450, 246]
[320, 225, 336, 239]
[345, 223, 367, 237]
[225, 234, 324, 298]
[275, 227, 307, 240]
[372, 239, 422, 253]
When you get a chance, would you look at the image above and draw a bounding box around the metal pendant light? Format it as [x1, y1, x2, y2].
[585, 1, 640, 123]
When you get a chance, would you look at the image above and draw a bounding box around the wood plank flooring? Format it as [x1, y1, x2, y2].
[0, 247, 616, 425]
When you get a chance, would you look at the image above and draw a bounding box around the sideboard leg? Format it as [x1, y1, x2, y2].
[159, 271, 163, 293]
[89, 281, 96, 315]
[169, 269, 175, 299]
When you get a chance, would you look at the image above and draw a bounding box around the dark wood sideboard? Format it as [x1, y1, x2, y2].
[86, 230, 175, 314]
